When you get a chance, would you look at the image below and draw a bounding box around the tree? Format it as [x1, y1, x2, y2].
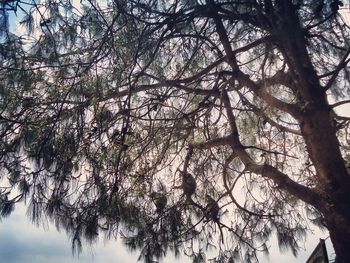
[1, 0, 350, 262]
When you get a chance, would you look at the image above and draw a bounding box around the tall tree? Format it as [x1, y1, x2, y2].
[1, 0, 350, 262]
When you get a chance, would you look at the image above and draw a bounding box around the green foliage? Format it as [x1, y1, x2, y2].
[0, 198, 14, 217]
[1, 0, 350, 262]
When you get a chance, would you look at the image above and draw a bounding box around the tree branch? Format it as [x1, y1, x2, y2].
[190, 136, 230, 150]
[237, 92, 301, 135]
[330, 99, 350, 109]
[324, 46, 350, 90]
[207, 1, 299, 117]
[221, 89, 324, 211]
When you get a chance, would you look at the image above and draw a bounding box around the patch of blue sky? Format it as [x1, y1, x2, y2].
[2, 0, 31, 34]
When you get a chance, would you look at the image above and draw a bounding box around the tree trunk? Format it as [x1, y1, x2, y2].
[271, 3, 350, 262]
[325, 212, 350, 263]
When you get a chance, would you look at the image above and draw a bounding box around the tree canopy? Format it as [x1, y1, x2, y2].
[1, 0, 350, 262]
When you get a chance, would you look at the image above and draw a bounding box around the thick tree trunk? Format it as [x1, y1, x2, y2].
[325, 212, 350, 263]
[299, 100, 350, 263]
[271, 3, 350, 262]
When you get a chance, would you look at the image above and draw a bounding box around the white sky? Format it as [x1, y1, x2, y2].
[0, 202, 335, 263]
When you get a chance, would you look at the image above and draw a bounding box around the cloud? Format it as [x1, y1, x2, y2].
[0, 203, 189, 263]
[0, 204, 334, 263]
[0, 201, 335, 263]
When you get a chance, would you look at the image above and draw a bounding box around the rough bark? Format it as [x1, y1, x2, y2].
[271, 2, 350, 261]
[325, 212, 350, 263]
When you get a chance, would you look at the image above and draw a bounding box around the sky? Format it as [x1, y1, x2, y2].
[0, 202, 335, 263]
[0, 203, 185, 263]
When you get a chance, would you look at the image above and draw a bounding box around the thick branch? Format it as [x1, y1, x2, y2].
[190, 136, 230, 150]
[221, 89, 324, 211]
[238, 92, 301, 135]
[207, 1, 299, 117]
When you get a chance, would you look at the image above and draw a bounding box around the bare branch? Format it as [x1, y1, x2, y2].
[190, 136, 230, 150]
[324, 46, 350, 90]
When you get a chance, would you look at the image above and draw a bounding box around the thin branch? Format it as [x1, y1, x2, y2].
[190, 136, 230, 150]
[221, 89, 325, 211]
[325, 46, 350, 90]
[244, 145, 299, 159]
[237, 92, 302, 136]
[330, 99, 350, 108]
[207, 1, 299, 117]
[222, 155, 273, 218]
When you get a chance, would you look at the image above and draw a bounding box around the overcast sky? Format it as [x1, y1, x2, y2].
[0, 202, 335, 263]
